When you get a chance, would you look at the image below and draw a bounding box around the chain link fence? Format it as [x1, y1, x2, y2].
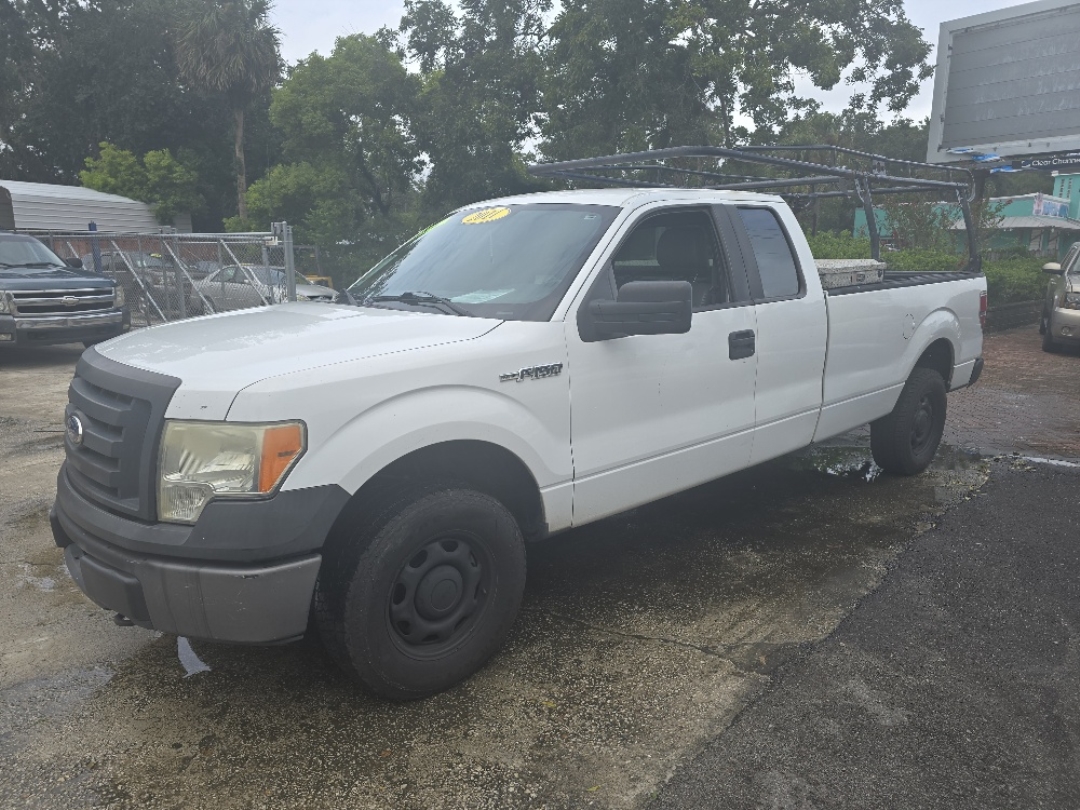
[28, 226, 330, 327]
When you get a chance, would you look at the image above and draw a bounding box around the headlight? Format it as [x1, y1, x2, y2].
[0, 293, 9, 314]
[296, 293, 310, 301]
[158, 420, 306, 524]
[1063, 292, 1080, 310]
[114, 285, 125, 308]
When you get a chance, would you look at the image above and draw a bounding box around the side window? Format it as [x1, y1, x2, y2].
[611, 209, 733, 310]
[737, 207, 801, 299]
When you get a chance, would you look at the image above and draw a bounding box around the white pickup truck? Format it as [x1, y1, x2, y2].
[52, 187, 986, 699]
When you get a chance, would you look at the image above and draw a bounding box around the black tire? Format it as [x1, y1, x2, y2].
[870, 367, 947, 476]
[1041, 311, 1059, 353]
[314, 483, 526, 700]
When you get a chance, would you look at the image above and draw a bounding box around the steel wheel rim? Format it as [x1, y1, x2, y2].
[386, 533, 490, 658]
[910, 394, 935, 454]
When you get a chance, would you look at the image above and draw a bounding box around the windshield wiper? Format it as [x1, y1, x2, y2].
[19, 261, 66, 269]
[369, 290, 470, 316]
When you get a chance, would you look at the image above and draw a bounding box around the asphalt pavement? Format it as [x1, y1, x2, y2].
[651, 460, 1080, 810]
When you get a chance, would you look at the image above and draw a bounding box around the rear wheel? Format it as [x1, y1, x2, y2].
[870, 367, 947, 476]
[315, 484, 526, 700]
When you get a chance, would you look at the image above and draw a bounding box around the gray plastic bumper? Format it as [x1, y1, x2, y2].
[51, 467, 348, 643]
[61, 537, 319, 643]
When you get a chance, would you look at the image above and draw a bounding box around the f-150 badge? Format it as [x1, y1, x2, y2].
[500, 363, 563, 383]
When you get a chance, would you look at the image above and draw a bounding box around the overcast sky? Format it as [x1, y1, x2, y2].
[269, 0, 1030, 122]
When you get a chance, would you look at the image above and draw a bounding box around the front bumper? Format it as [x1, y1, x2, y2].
[52, 464, 349, 643]
[1049, 306, 1080, 345]
[0, 310, 128, 347]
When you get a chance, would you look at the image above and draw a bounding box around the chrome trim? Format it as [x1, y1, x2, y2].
[11, 288, 116, 316]
[15, 293, 114, 306]
[500, 363, 564, 383]
[14, 311, 124, 330]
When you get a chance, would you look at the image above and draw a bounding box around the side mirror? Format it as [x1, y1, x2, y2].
[582, 280, 692, 342]
[1043, 262, 1063, 274]
[65, 257, 84, 269]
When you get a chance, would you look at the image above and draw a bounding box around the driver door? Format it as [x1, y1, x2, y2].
[567, 206, 758, 525]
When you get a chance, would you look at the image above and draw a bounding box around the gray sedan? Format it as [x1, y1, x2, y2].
[194, 265, 335, 312]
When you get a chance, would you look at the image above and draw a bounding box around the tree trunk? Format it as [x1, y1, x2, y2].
[234, 106, 248, 221]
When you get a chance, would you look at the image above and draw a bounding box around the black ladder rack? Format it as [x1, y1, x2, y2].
[527, 145, 980, 271]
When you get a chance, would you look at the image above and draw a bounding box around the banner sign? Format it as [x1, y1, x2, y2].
[1018, 153, 1080, 172]
[1032, 193, 1070, 218]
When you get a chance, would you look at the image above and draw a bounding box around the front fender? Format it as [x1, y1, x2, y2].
[292, 384, 570, 496]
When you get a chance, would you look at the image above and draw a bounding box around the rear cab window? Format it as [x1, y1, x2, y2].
[736, 207, 802, 300]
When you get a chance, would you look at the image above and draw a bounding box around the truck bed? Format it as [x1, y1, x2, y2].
[825, 270, 983, 297]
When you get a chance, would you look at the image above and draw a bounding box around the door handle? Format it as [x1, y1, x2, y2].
[728, 329, 755, 360]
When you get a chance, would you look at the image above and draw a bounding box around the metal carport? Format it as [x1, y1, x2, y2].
[0, 180, 175, 232]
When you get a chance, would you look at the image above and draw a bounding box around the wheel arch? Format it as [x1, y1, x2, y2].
[913, 337, 955, 389]
[906, 309, 961, 389]
[324, 439, 549, 556]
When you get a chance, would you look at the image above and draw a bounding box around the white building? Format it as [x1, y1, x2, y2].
[0, 180, 191, 233]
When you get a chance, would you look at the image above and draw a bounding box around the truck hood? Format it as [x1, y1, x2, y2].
[97, 303, 502, 397]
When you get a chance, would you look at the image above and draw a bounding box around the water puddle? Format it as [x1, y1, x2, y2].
[792, 442, 985, 483]
[1018, 455, 1080, 468]
[792, 446, 884, 481]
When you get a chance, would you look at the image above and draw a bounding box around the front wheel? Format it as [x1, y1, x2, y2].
[1042, 311, 1059, 353]
[870, 367, 947, 476]
[315, 484, 526, 700]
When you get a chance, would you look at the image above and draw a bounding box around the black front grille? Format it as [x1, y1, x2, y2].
[64, 350, 181, 521]
[13, 288, 115, 315]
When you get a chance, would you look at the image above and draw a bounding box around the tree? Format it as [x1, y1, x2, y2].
[81, 142, 203, 224]
[540, 0, 933, 158]
[399, 0, 550, 211]
[173, 0, 281, 220]
[238, 35, 424, 276]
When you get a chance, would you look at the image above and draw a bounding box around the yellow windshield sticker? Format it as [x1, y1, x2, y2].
[462, 207, 511, 225]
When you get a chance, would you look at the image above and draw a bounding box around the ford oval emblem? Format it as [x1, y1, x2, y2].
[66, 413, 84, 446]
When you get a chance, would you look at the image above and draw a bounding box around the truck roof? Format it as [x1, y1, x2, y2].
[468, 187, 785, 210]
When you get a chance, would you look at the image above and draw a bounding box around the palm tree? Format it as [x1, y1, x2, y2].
[173, 0, 280, 220]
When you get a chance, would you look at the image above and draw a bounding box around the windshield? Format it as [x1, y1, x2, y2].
[347, 203, 620, 321]
[0, 236, 66, 269]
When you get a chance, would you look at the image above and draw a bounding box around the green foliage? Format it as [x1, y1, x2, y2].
[271, 35, 421, 217]
[880, 249, 967, 273]
[982, 256, 1048, 306]
[876, 195, 956, 252]
[81, 142, 202, 224]
[173, 0, 281, 220]
[805, 231, 871, 260]
[239, 35, 426, 278]
[804, 224, 1045, 305]
[540, 0, 931, 157]
[400, 0, 550, 212]
[172, 0, 281, 106]
[5, 0, 941, 245]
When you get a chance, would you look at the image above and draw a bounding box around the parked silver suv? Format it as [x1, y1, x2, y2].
[1041, 243, 1080, 353]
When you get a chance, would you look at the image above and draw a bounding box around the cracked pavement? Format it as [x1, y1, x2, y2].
[0, 328, 1068, 809]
